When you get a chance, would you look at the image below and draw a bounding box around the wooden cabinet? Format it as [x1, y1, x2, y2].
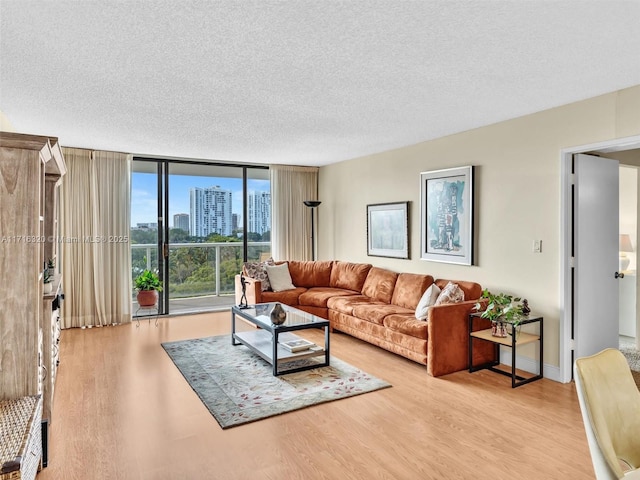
[0, 132, 66, 464]
[42, 277, 63, 422]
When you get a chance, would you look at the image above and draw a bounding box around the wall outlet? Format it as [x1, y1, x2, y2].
[533, 240, 542, 253]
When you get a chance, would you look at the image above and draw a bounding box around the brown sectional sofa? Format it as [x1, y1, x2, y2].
[234, 260, 494, 377]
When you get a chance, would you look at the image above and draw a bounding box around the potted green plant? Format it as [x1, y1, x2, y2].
[134, 269, 163, 307]
[474, 289, 525, 338]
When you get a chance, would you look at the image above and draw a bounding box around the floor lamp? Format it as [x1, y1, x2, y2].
[304, 200, 321, 260]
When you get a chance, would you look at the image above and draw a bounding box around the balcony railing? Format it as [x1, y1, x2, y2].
[131, 241, 270, 313]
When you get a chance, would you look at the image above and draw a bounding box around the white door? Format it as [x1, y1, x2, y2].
[574, 153, 620, 361]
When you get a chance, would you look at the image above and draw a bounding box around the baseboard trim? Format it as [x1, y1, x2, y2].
[499, 351, 562, 383]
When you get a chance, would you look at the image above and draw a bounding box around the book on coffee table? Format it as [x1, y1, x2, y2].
[280, 338, 315, 352]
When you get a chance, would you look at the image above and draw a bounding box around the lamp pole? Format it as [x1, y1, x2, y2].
[303, 201, 321, 261]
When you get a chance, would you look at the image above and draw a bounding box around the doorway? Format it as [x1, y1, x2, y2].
[560, 135, 640, 383]
[619, 165, 638, 348]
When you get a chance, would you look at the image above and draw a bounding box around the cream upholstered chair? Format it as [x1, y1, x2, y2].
[574, 348, 640, 479]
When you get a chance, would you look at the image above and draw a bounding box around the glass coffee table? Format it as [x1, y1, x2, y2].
[231, 303, 330, 376]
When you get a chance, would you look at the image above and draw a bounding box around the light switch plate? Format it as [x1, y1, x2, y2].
[533, 240, 542, 253]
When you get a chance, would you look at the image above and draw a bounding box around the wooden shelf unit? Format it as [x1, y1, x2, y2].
[0, 132, 66, 467]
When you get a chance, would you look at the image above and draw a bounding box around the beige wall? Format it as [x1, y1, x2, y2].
[318, 85, 640, 371]
[0, 110, 16, 132]
[607, 148, 640, 167]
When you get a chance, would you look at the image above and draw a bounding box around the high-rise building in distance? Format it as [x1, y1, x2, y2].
[189, 186, 233, 237]
[173, 213, 189, 232]
[248, 191, 271, 235]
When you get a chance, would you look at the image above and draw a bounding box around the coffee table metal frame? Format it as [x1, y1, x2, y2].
[231, 303, 330, 376]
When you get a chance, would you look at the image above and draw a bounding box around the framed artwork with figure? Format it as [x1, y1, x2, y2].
[367, 201, 409, 259]
[420, 166, 474, 265]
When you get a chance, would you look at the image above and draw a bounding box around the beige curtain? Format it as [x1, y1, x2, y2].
[60, 148, 132, 328]
[270, 165, 319, 260]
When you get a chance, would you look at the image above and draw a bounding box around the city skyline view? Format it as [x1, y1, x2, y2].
[131, 172, 270, 230]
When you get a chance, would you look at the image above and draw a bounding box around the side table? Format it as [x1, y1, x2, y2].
[468, 312, 543, 388]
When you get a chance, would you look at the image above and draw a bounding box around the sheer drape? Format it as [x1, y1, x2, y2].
[60, 148, 132, 328]
[270, 165, 319, 260]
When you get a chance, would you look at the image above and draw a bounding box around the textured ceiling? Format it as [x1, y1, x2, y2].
[1, 1, 639, 166]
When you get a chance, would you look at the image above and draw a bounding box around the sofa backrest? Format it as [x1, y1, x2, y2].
[287, 260, 333, 287]
[435, 278, 482, 300]
[361, 267, 399, 304]
[391, 273, 435, 309]
[329, 261, 372, 292]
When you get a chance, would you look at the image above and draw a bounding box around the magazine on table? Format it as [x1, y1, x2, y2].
[280, 338, 315, 352]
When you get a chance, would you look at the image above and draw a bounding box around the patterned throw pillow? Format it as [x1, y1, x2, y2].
[243, 257, 275, 292]
[434, 282, 465, 306]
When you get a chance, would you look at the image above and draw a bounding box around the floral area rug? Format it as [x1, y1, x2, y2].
[161, 335, 391, 429]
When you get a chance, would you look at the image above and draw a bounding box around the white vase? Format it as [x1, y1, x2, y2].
[43, 282, 52, 294]
[620, 255, 631, 272]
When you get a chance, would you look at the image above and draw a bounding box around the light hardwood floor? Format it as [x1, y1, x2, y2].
[38, 312, 594, 480]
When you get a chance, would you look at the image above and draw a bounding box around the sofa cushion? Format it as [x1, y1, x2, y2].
[261, 287, 307, 305]
[243, 257, 275, 291]
[287, 260, 333, 287]
[415, 283, 441, 320]
[265, 263, 296, 292]
[330, 262, 372, 291]
[361, 267, 398, 304]
[391, 273, 435, 310]
[327, 295, 374, 316]
[298, 287, 359, 308]
[435, 278, 482, 301]
[383, 314, 429, 339]
[352, 303, 414, 325]
[435, 281, 465, 305]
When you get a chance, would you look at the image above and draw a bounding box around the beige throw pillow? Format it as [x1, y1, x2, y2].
[434, 282, 465, 306]
[265, 263, 296, 292]
[415, 283, 441, 320]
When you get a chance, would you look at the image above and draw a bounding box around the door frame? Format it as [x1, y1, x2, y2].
[560, 134, 640, 383]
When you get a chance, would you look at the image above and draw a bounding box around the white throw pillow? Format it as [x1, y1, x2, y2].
[265, 263, 296, 292]
[415, 283, 441, 320]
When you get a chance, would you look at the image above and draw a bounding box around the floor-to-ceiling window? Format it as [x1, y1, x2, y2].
[131, 158, 270, 316]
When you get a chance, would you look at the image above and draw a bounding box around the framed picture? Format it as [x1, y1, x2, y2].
[367, 202, 409, 259]
[420, 166, 474, 265]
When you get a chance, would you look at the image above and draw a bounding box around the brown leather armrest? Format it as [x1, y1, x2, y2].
[427, 300, 494, 377]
